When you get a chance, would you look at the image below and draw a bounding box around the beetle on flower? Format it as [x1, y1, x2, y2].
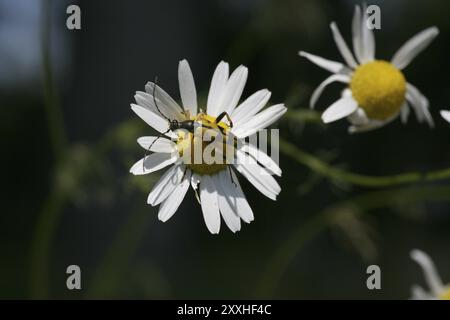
[300, 4, 439, 133]
[129, 60, 286, 234]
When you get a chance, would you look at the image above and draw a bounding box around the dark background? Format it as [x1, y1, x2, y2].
[1, 0, 449, 299]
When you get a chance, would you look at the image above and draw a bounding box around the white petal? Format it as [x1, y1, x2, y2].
[129, 152, 178, 175]
[410, 249, 444, 296]
[191, 173, 201, 191]
[330, 22, 358, 69]
[310, 74, 350, 109]
[143, 82, 184, 120]
[321, 97, 358, 123]
[298, 51, 346, 74]
[231, 89, 271, 128]
[145, 82, 183, 111]
[341, 88, 353, 99]
[178, 59, 197, 116]
[217, 169, 254, 223]
[440, 110, 450, 123]
[421, 105, 434, 128]
[135, 91, 181, 122]
[213, 173, 241, 233]
[200, 175, 221, 234]
[352, 5, 364, 64]
[361, 3, 375, 63]
[411, 285, 434, 300]
[406, 83, 434, 127]
[348, 114, 397, 133]
[219, 65, 248, 116]
[232, 104, 287, 139]
[400, 102, 410, 124]
[158, 170, 191, 222]
[239, 143, 281, 176]
[406, 85, 424, 122]
[234, 150, 280, 200]
[137, 136, 176, 153]
[391, 27, 439, 70]
[347, 107, 369, 126]
[147, 165, 184, 206]
[191, 173, 201, 204]
[207, 61, 229, 116]
[131, 104, 174, 137]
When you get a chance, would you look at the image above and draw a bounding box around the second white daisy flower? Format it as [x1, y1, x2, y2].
[410, 249, 450, 300]
[300, 4, 439, 133]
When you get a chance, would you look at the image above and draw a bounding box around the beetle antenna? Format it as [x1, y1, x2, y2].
[142, 128, 170, 171]
[152, 76, 171, 122]
[142, 77, 173, 171]
[229, 166, 238, 187]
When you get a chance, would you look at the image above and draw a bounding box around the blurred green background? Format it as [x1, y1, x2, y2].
[1, 0, 449, 299]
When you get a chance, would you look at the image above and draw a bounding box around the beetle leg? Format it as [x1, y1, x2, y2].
[215, 111, 233, 128]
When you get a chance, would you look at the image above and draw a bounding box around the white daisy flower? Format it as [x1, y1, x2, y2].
[410, 249, 450, 300]
[441, 110, 450, 123]
[299, 4, 439, 133]
[129, 59, 286, 234]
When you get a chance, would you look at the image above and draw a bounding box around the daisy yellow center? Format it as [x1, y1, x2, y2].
[350, 60, 406, 120]
[439, 286, 450, 300]
[176, 113, 233, 176]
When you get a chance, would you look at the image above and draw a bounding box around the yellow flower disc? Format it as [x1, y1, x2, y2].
[350, 60, 406, 120]
[439, 287, 450, 300]
[176, 113, 233, 176]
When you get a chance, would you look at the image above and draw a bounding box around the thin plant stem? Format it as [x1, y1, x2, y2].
[30, 0, 68, 298]
[30, 189, 67, 298]
[41, 0, 67, 159]
[279, 138, 450, 187]
[284, 109, 322, 124]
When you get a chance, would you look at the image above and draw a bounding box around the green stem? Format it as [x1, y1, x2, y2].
[41, 0, 67, 159]
[30, 189, 67, 298]
[30, 0, 67, 298]
[256, 185, 450, 298]
[279, 138, 450, 187]
[284, 109, 322, 124]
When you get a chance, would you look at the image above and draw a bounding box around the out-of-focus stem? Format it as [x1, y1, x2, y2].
[30, 0, 67, 298]
[30, 189, 67, 298]
[279, 138, 450, 187]
[284, 109, 322, 124]
[41, 0, 67, 159]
